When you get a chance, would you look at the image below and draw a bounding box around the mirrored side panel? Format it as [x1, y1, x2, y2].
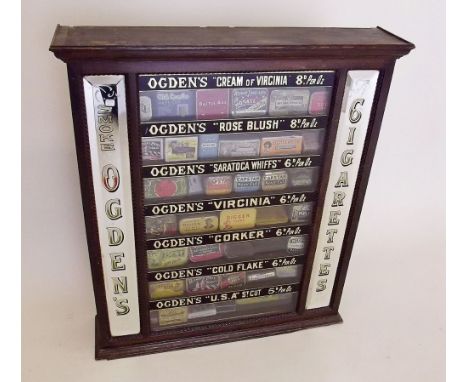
[83, 75, 141, 336]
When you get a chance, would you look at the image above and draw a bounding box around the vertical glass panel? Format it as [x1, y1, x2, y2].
[138, 71, 335, 330]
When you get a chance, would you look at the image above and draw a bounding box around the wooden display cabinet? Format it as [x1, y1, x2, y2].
[50, 26, 414, 359]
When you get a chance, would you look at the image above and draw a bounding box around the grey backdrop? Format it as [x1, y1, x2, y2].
[22, 1, 445, 381]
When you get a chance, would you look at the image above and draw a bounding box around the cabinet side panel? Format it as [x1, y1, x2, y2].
[67, 67, 111, 339]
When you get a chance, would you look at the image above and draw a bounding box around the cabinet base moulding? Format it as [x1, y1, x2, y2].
[95, 311, 343, 360]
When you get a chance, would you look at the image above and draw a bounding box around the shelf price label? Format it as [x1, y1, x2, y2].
[149, 283, 300, 310]
[141, 116, 328, 137]
[147, 224, 311, 250]
[274, 226, 304, 237]
[148, 255, 305, 281]
[139, 71, 334, 91]
[145, 192, 315, 216]
[283, 157, 313, 168]
[143, 156, 321, 178]
[83, 75, 140, 336]
[305, 70, 379, 310]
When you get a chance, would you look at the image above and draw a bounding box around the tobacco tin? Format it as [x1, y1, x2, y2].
[188, 304, 217, 320]
[139, 95, 153, 122]
[189, 243, 224, 263]
[231, 88, 269, 117]
[147, 247, 189, 270]
[198, 134, 219, 160]
[309, 87, 332, 116]
[196, 89, 230, 120]
[186, 275, 221, 295]
[236, 294, 280, 306]
[253, 237, 289, 254]
[288, 167, 320, 189]
[260, 135, 303, 157]
[275, 265, 301, 279]
[302, 129, 325, 154]
[158, 307, 188, 326]
[289, 203, 313, 223]
[223, 241, 256, 259]
[149, 309, 159, 326]
[255, 205, 289, 227]
[152, 90, 196, 120]
[236, 293, 293, 306]
[219, 208, 257, 231]
[246, 269, 276, 283]
[165, 136, 198, 162]
[204, 175, 233, 196]
[218, 139, 260, 158]
[287, 235, 307, 255]
[261, 170, 288, 191]
[187, 175, 204, 195]
[215, 300, 237, 313]
[142, 137, 164, 162]
[269, 88, 310, 116]
[149, 280, 185, 299]
[233, 172, 261, 193]
[145, 215, 178, 237]
[144, 177, 188, 199]
[220, 272, 247, 289]
[143, 178, 155, 199]
[179, 213, 219, 235]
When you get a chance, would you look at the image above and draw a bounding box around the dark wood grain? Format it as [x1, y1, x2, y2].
[66, 64, 112, 341]
[96, 309, 342, 360]
[50, 26, 414, 61]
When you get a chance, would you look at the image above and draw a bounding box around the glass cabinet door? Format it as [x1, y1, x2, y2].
[138, 71, 335, 330]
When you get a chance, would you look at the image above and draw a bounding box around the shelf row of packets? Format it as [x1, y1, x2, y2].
[141, 130, 324, 162]
[147, 235, 308, 270]
[150, 293, 298, 328]
[144, 167, 319, 200]
[145, 203, 314, 237]
[149, 265, 302, 300]
[140, 86, 332, 122]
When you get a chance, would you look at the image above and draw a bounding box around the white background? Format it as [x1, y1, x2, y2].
[22, 1, 445, 381]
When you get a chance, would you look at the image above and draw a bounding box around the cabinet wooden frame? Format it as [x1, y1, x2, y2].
[51, 26, 413, 359]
